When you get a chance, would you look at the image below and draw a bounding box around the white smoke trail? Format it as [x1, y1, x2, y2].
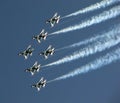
[56, 25, 120, 51]
[63, 0, 119, 18]
[50, 6, 120, 36]
[44, 27, 120, 67]
[47, 47, 120, 83]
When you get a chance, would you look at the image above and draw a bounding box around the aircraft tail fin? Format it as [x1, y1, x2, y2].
[56, 16, 60, 23]
[37, 64, 41, 72]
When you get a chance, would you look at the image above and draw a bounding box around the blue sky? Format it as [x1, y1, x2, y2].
[0, 0, 120, 103]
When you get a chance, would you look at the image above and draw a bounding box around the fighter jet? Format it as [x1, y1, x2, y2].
[40, 45, 55, 59]
[46, 13, 60, 27]
[25, 61, 41, 75]
[32, 77, 47, 91]
[33, 29, 48, 43]
[18, 45, 34, 59]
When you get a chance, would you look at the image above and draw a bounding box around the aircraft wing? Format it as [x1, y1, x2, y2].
[31, 71, 35, 76]
[27, 45, 31, 50]
[39, 77, 44, 82]
[33, 61, 38, 67]
[50, 23, 54, 27]
[37, 87, 41, 91]
[40, 29, 45, 34]
[37, 39, 41, 43]
[53, 13, 57, 18]
[44, 55, 48, 59]
[24, 55, 28, 59]
[47, 45, 52, 50]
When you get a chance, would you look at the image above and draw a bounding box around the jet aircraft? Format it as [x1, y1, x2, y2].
[18, 45, 34, 59]
[25, 61, 41, 75]
[32, 77, 47, 91]
[40, 45, 55, 59]
[46, 13, 60, 27]
[33, 29, 48, 43]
